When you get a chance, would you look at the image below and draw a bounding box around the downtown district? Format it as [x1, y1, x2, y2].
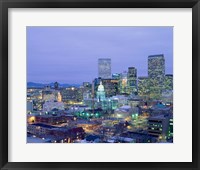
[27, 54, 173, 143]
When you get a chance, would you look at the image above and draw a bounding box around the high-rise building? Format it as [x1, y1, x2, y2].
[101, 79, 119, 97]
[98, 58, 111, 79]
[148, 54, 165, 99]
[119, 71, 128, 94]
[138, 77, 150, 97]
[127, 67, 137, 94]
[164, 74, 173, 91]
[148, 54, 165, 85]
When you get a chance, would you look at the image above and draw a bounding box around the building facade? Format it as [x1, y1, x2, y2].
[127, 67, 137, 94]
[147, 114, 170, 141]
[148, 54, 165, 81]
[138, 77, 150, 97]
[101, 79, 119, 97]
[60, 87, 83, 103]
[98, 58, 111, 79]
[148, 54, 165, 98]
[119, 71, 128, 94]
[164, 74, 173, 91]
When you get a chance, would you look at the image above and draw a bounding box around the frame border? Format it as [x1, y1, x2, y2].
[0, 0, 199, 170]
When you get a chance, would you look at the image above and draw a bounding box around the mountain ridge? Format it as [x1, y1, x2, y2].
[27, 82, 80, 88]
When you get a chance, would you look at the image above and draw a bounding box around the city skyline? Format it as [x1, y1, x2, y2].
[27, 27, 173, 143]
[27, 26, 173, 84]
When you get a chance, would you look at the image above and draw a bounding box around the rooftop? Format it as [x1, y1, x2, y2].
[165, 74, 173, 77]
[27, 136, 51, 143]
[148, 114, 170, 120]
[138, 76, 148, 79]
[98, 58, 111, 61]
[29, 123, 56, 129]
[148, 54, 164, 58]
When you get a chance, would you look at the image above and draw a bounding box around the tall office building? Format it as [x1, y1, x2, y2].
[148, 54, 165, 85]
[98, 58, 111, 79]
[127, 67, 137, 94]
[119, 71, 128, 94]
[164, 74, 173, 91]
[148, 54, 165, 99]
[138, 77, 149, 97]
[102, 79, 119, 97]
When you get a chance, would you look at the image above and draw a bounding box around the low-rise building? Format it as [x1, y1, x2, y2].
[27, 114, 76, 125]
[147, 114, 170, 140]
[121, 131, 157, 143]
[27, 123, 85, 143]
[43, 100, 65, 112]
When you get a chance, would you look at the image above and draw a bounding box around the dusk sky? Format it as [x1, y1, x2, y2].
[27, 26, 173, 84]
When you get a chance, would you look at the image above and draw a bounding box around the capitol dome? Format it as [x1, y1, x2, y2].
[98, 81, 104, 92]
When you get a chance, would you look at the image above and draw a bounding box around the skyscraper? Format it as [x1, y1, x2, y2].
[127, 67, 137, 94]
[119, 71, 128, 94]
[98, 58, 111, 79]
[164, 74, 173, 91]
[148, 54, 165, 99]
[138, 76, 150, 97]
[148, 54, 165, 84]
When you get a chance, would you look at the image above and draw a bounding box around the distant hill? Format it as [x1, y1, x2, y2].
[27, 82, 80, 88]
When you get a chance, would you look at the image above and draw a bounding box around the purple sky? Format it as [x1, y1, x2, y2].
[27, 26, 173, 84]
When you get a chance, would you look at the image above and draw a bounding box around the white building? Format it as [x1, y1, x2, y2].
[43, 101, 64, 112]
